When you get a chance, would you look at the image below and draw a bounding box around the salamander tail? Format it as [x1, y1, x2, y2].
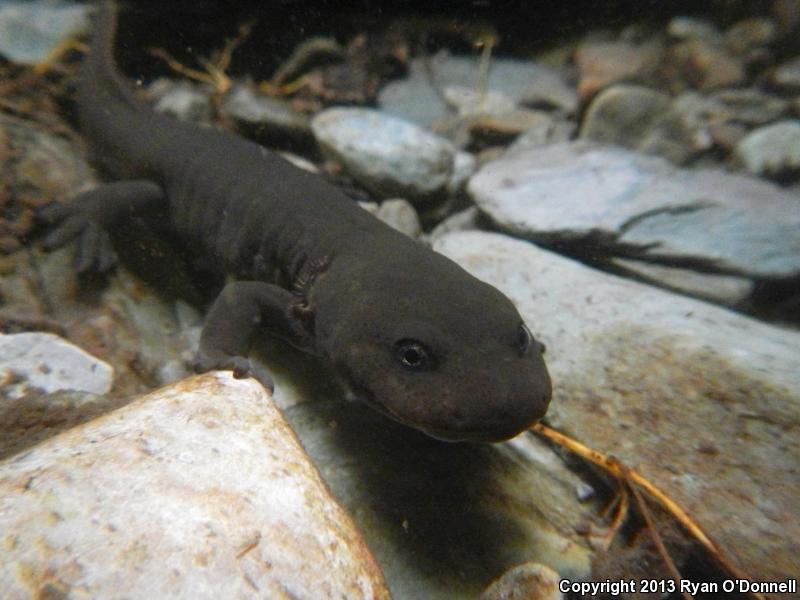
[78, 1, 143, 120]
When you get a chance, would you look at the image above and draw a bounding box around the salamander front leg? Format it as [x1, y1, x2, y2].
[193, 280, 311, 393]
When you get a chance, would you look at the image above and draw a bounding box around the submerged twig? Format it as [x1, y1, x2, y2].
[150, 18, 255, 97]
[33, 39, 88, 76]
[531, 422, 767, 600]
[473, 31, 496, 105]
[622, 465, 694, 600]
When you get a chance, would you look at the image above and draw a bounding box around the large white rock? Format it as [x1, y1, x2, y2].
[0, 372, 389, 599]
[434, 231, 800, 586]
[0, 332, 113, 399]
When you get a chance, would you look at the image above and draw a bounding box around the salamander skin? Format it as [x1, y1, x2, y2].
[42, 1, 551, 442]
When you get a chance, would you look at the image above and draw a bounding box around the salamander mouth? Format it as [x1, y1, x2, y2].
[349, 387, 536, 442]
[338, 377, 541, 443]
[417, 421, 536, 443]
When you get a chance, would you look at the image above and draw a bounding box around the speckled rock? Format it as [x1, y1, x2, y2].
[434, 230, 800, 589]
[0, 332, 113, 399]
[0, 372, 389, 600]
[311, 107, 457, 201]
[0, 1, 89, 64]
[468, 141, 800, 279]
[734, 119, 800, 177]
[0, 389, 125, 461]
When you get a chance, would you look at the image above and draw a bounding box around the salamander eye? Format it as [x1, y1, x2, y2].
[394, 339, 432, 371]
[517, 323, 533, 356]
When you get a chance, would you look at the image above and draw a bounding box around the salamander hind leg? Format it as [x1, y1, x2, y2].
[38, 179, 164, 274]
[193, 280, 314, 393]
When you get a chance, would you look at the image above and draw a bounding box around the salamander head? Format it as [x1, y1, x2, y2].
[316, 257, 552, 443]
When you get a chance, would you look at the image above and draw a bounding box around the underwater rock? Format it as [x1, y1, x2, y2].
[378, 55, 571, 128]
[518, 70, 578, 115]
[581, 85, 789, 165]
[447, 150, 476, 196]
[708, 88, 789, 125]
[666, 16, 722, 42]
[434, 230, 800, 588]
[428, 206, 480, 242]
[573, 39, 661, 99]
[0, 372, 389, 599]
[0, 112, 95, 251]
[0, 1, 89, 64]
[221, 84, 312, 143]
[0, 332, 112, 399]
[506, 115, 575, 154]
[611, 259, 753, 307]
[0, 389, 125, 461]
[481, 563, 563, 600]
[0, 112, 93, 197]
[579, 84, 672, 149]
[442, 86, 517, 118]
[724, 17, 776, 56]
[311, 107, 457, 202]
[771, 56, 800, 90]
[374, 198, 422, 239]
[149, 78, 213, 125]
[468, 140, 800, 279]
[466, 108, 563, 147]
[666, 39, 745, 91]
[734, 119, 800, 177]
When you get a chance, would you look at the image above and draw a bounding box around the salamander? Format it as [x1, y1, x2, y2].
[41, 1, 551, 442]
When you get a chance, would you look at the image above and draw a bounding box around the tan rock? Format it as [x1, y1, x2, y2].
[574, 40, 660, 99]
[0, 372, 388, 599]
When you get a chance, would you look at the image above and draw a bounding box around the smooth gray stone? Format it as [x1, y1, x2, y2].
[469, 141, 800, 278]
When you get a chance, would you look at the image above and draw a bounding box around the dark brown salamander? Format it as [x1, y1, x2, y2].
[41, 1, 551, 442]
